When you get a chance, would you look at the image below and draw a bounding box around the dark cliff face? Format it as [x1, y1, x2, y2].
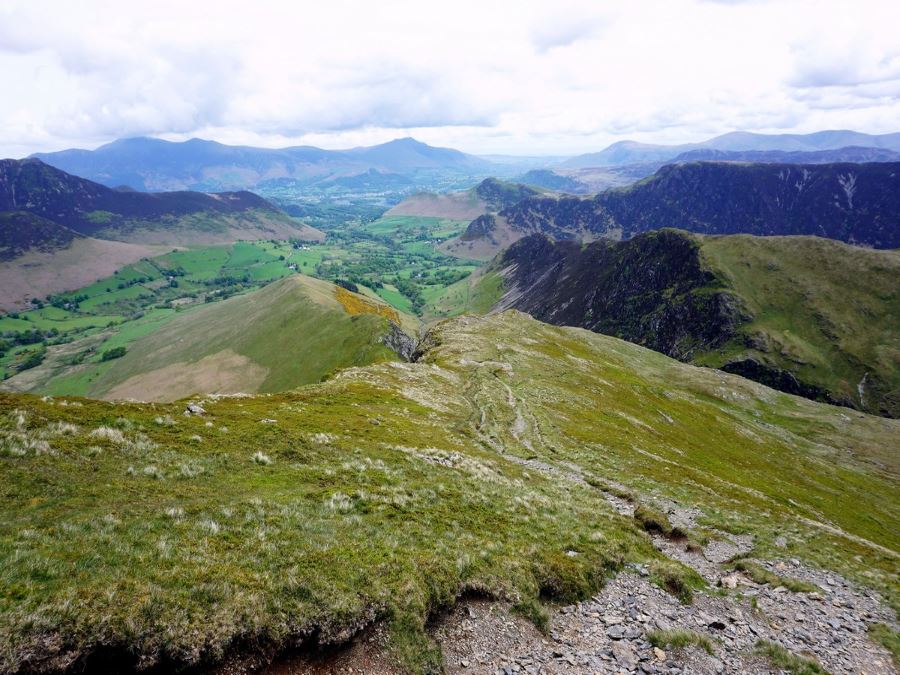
[0, 159, 278, 237]
[498, 161, 900, 249]
[495, 230, 748, 359]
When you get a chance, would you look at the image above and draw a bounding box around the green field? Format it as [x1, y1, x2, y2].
[1, 214, 499, 395]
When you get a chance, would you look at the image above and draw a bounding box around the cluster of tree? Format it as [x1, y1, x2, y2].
[100, 346, 127, 362]
[394, 277, 424, 313]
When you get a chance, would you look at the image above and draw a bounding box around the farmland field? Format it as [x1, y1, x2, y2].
[0, 213, 493, 393]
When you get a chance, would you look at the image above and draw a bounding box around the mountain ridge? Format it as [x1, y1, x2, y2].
[484, 230, 900, 417]
[449, 160, 900, 257]
[562, 130, 900, 167]
[30, 136, 492, 191]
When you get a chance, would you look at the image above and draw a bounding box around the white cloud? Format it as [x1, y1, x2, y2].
[1, 0, 898, 157]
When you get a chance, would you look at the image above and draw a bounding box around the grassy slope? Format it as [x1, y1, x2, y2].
[424, 268, 505, 320]
[697, 235, 900, 415]
[88, 275, 401, 401]
[0, 311, 897, 672]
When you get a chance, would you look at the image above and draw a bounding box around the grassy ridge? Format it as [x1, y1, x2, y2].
[0, 311, 897, 672]
[698, 234, 900, 416]
[87, 275, 401, 401]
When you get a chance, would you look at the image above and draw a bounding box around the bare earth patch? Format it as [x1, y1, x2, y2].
[386, 192, 487, 220]
[103, 349, 268, 402]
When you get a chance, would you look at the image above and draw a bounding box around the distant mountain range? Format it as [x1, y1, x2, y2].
[483, 230, 900, 417]
[451, 161, 900, 257]
[29, 137, 492, 191]
[26, 130, 900, 194]
[0, 158, 321, 307]
[562, 130, 900, 168]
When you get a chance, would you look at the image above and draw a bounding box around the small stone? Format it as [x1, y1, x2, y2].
[185, 403, 206, 415]
[719, 573, 741, 589]
[612, 641, 638, 671]
[603, 613, 624, 625]
[607, 625, 626, 640]
[653, 647, 667, 662]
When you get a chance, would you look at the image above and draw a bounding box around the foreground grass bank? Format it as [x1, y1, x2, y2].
[1, 312, 897, 672]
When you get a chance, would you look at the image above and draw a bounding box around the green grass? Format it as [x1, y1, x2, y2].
[86, 275, 402, 400]
[511, 597, 550, 633]
[1, 241, 357, 395]
[753, 640, 830, 674]
[698, 234, 900, 416]
[424, 269, 504, 320]
[1, 311, 896, 672]
[647, 629, 716, 655]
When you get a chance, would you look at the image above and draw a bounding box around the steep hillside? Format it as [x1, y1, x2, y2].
[487, 230, 900, 416]
[387, 177, 540, 222]
[1, 311, 897, 673]
[0, 211, 80, 262]
[486, 161, 900, 251]
[0, 237, 156, 310]
[75, 275, 411, 401]
[0, 159, 322, 245]
[563, 130, 900, 167]
[519, 169, 589, 193]
[31, 136, 491, 191]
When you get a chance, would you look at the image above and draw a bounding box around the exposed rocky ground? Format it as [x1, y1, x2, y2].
[253, 489, 898, 675]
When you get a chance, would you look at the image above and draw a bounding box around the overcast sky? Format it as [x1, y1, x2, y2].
[1, 0, 899, 157]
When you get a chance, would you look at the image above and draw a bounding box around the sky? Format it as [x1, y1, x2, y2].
[1, 0, 899, 157]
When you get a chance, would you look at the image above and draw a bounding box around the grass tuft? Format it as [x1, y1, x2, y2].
[648, 560, 705, 604]
[753, 640, 829, 674]
[647, 628, 716, 655]
[511, 597, 550, 633]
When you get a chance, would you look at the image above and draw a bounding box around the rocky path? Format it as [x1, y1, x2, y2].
[436, 559, 896, 675]
[435, 453, 897, 674]
[255, 476, 897, 675]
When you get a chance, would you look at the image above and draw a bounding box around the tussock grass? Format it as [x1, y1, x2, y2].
[648, 559, 705, 604]
[647, 628, 716, 655]
[251, 451, 273, 465]
[753, 640, 829, 674]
